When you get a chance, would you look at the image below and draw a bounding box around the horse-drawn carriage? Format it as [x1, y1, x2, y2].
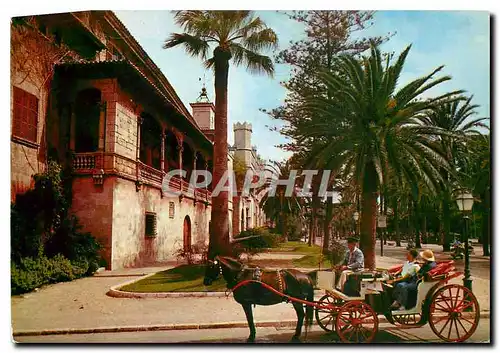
[313, 260, 480, 343]
[204, 256, 480, 343]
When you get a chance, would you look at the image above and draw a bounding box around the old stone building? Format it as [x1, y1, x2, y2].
[10, 11, 266, 270]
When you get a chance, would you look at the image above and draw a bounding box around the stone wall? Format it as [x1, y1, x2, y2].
[10, 71, 48, 201]
[114, 88, 138, 161]
[111, 177, 211, 269]
[71, 176, 114, 269]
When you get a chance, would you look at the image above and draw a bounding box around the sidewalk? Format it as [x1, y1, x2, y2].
[11, 249, 490, 336]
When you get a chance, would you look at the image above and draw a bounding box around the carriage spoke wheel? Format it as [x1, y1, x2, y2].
[315, 294, 343, 332]
[393, 313, 423, 327]
[335, 301, 378, 343]
[429, 284, 480, 342]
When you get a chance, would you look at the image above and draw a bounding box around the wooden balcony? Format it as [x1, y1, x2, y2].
[72, 152, 210, 202]
[138, 161, 163, 186]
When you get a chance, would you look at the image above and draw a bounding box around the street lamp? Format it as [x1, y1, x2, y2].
[455, 190, 474, 290]
[353, 211, 359, 237]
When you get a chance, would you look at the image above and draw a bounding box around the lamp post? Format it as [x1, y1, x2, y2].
[353, 211, 359, 237]
[456, 191, 474, 291]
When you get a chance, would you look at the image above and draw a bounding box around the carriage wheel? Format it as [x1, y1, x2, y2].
[428, 284, 480, 342]
[315, 294, 343, 332]
[335, 301, 378, 343]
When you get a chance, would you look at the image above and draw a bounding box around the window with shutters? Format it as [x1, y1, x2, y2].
[12, 86, 38, 145]
[145, 212, 157, 238]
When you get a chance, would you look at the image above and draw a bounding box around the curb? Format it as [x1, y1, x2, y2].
[106, 272, 231, 298]
[13, 320, 298, 337]
[13, 311, 490, 337]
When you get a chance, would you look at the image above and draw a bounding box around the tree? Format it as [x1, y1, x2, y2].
[263, 11, 390, 153]
[458, 134, 490, 255]
[259, 160, 303, 240]
[164, 11, 278, 258]
[295, 44, 462, 269]
[422, 96, 488, 251]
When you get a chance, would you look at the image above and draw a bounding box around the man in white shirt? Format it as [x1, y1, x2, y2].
[389, 249, 420, 310]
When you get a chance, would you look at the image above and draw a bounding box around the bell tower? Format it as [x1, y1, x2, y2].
[190, 79, 215, 131]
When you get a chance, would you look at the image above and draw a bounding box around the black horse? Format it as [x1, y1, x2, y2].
[203, 255, 314, 343]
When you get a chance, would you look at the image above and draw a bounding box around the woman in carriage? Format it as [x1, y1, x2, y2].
[389, 249, 436, 310]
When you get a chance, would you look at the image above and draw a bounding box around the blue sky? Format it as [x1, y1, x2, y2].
[115, 10, 490, 163]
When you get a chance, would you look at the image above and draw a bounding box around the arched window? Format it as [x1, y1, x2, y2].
[74, 88, 101, 153]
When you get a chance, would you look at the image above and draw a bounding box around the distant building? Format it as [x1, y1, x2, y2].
[190, 86, 267, 238]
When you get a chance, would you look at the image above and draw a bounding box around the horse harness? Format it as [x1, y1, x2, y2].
[224, 263, 288, 301]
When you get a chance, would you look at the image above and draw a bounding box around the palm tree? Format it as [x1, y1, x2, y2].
[421, 96, 488, 251]
[458, 133, 490, 255]
[259, 160, 302, 240]
[164, 11, 278, 258]
[297, 43, 462, 269]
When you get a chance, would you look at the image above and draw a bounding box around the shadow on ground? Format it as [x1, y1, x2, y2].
[180, 329, 406, 344]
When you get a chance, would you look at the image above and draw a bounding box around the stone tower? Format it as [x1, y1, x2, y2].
[190, 85, 215, 141]
[233, 122, 253, 167]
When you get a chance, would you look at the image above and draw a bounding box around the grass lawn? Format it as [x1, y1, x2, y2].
[292, 254, 332, 268]
[270, 241, 334, 269]
[267, 241, 323, 254]
[120, 241, 336, 293]
[120, 264, 227, 293]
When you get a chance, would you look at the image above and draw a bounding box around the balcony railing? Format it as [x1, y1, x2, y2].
[138, 161, 163, 185]
[72, 153, 210, 201]
[73, 152, 100, 170]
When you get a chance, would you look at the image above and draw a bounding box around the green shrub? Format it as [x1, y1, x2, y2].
[11, 255, 92, 295]
[233, 227, 281, 256]
[11, 160, 101, 293]
[327, 239, 347, 265]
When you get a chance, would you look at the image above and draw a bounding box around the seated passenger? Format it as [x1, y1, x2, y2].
[388, 249, 420, 310]
[335, 237, 364, 295]
[390, 249, 437, 310]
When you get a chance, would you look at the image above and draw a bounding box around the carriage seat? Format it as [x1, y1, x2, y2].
[426, 261, 456, 281]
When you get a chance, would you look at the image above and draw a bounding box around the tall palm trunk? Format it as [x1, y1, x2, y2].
[360, 162, 378, 270]
[414, 200, 421, 248]
[394, 199, 401, 247]
[208, 49, 231, 259]
[323, 199, 333, 255]
[308, 196, 319, 246]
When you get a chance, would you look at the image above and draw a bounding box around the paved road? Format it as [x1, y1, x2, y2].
[15, 319, 490, 343]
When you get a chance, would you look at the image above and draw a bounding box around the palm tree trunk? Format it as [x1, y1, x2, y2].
[414, 200, 421, 248]
[323, 199, 333, 255]
[422, 214, 427, 244]
[232, 195, 241, 236]
[282, 214, 288, 242]
[308, 213, 314, 246]
[360, 162, 378, 270]
[394, 199, 401, 247]
[208, 51, 231, 259]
